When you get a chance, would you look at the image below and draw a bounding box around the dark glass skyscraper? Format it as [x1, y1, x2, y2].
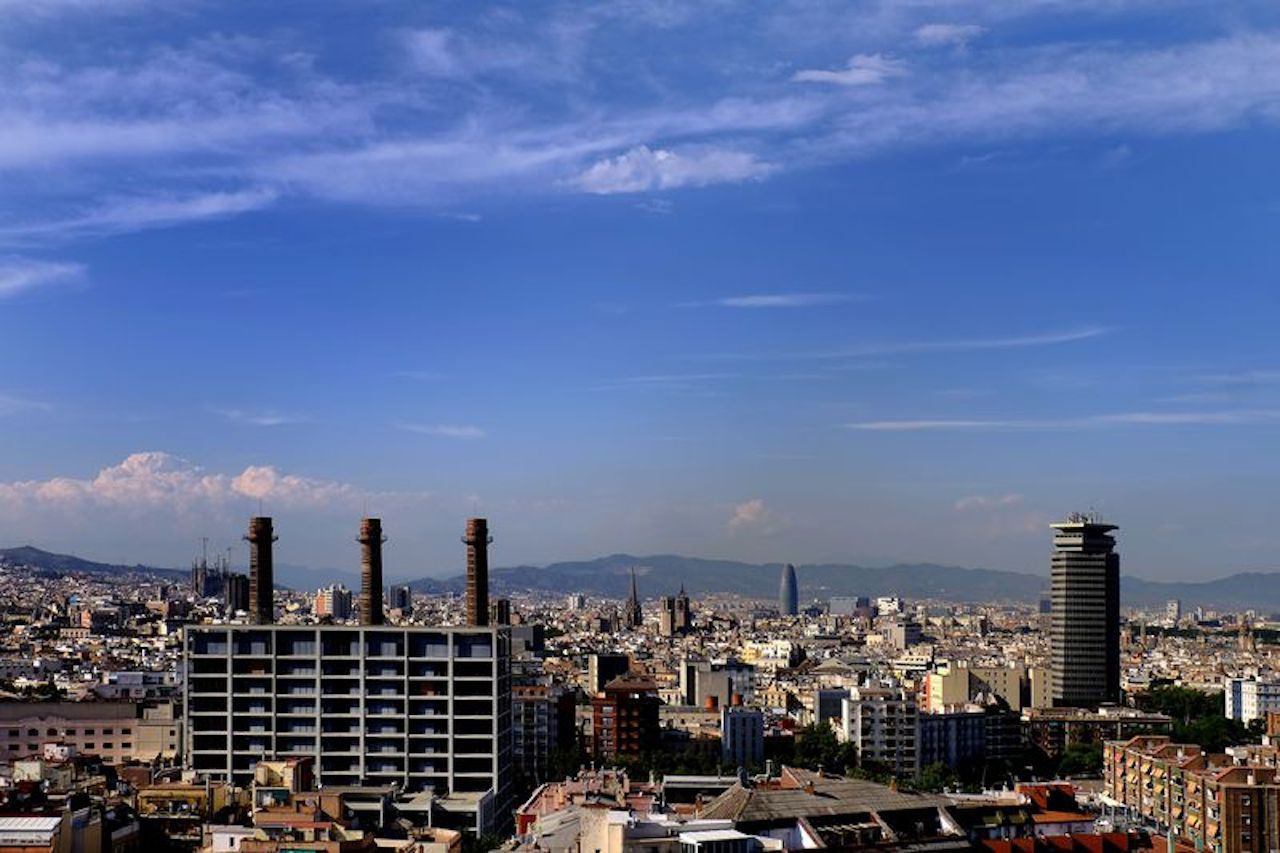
[1050, 514, 1120, 707]
[779, 563, 798, 616]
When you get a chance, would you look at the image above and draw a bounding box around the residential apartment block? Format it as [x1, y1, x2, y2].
[185, 625, 511, 833]
[1104, 734, 1280, 853]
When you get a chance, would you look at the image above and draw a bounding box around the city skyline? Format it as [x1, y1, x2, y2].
[5, 2, 1280, 577]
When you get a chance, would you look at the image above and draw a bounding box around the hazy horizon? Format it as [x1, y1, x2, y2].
[5, 2, 1280, 582]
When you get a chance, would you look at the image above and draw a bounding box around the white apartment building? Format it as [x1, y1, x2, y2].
[839, 686, 919, 779]
[1225, 677, 1280, 723]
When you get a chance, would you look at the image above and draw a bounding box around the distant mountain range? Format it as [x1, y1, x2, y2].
[0, 546, 186, 581]
[5, 545, 1280, 611]
[407, 553, 1280, 612]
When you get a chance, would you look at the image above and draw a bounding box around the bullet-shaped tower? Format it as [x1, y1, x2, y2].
[463, 518, 492, 626]
[358, 517, 385, 625]
[245, 516, 277, 624]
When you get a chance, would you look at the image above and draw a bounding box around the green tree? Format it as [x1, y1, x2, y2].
[918, 762, 958, 792]
[792, 723, 856, 774]
[1057, 742, 1103, 777]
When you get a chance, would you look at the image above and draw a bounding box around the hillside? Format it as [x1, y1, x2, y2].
[0, 546, 186, 580]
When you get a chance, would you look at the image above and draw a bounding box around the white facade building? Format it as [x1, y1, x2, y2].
[839, 686, 919, 779]
[1225, 677, 1280, 723]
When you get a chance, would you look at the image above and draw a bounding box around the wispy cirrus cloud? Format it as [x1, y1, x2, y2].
[0, 256, 85, 298]
[914, 23, 986, 47]
[720, 325, 1112, 361]
[847, 410, 1280, 431]
[396, 422, 485, 439]
[7, 6, 1280, 238]
[955, 493, 1023, 511]
[213, 408, 309, 427]
[0, 190, 278, 244]
[792, 54, 907, 86]
[677, 293, 864, 309]
[575, 145, 773, 194]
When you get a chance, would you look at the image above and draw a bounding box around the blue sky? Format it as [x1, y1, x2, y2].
[3, 0, 1280, 583]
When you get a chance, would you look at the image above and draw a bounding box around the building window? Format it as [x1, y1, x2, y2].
[26, 729, 36, 737]
[103, 728, 113, 735]
[102, 743, 113, 749]
[122, 728, 132, 735]
[66, 729, 76, 735]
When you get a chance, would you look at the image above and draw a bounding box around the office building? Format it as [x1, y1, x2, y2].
[1050, 513, 1120, 707]
[829, 596, 870, 618]
[389, 585, 413, 613]
[779, 564, 798, 616]
[1165, 598, 1182, 625]
[314, 584, 352, 621]
[185, 624, 511, 833]
[1226, 678, 1280, 724]
[720, 707, 764, 768]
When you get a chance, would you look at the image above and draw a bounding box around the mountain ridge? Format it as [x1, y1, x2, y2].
[4, 545, 1278, 610]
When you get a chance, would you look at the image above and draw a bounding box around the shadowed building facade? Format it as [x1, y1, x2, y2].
[1050, 514, 1120, 707]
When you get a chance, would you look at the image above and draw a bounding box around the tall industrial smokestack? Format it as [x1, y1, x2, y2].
[245, 516, 277, 624]
[358, 517, 385, 625]
[463, 518, 492, 626]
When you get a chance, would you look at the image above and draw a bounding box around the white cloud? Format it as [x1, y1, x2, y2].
[914, 24, 986, 48]
[727, 498, 788, 535]
[213, 408, 309, 427]
[955, 493, 1024, 511]
[575, 145, 773, 194]
[1, 190, 277, 243]
[0, 392, 51, 416]
[792, 54, 906, 86]
[0, 256, 84, 298]
[847, 410, 1280, 431]
[397, 423, 485, 439]
[724, 325, 1112, 361]
[0, 452, 387, 513]
[681, 293, 862, 309]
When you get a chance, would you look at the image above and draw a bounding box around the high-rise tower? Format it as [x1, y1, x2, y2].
[1050, 513, 1120, 707]
[779, 563, 798, 616]
[245, 516, 276, 624]
[463, 518, 491, 627]
[358, 517, 385, 625]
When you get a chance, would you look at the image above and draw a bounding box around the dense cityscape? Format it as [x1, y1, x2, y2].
[6, 1, 1280, 851]
[0, 512, 1276, 852]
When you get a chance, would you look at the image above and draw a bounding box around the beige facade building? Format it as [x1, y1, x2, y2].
[1104, 735, 1280, 853]
[0, 701, 180, 764]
